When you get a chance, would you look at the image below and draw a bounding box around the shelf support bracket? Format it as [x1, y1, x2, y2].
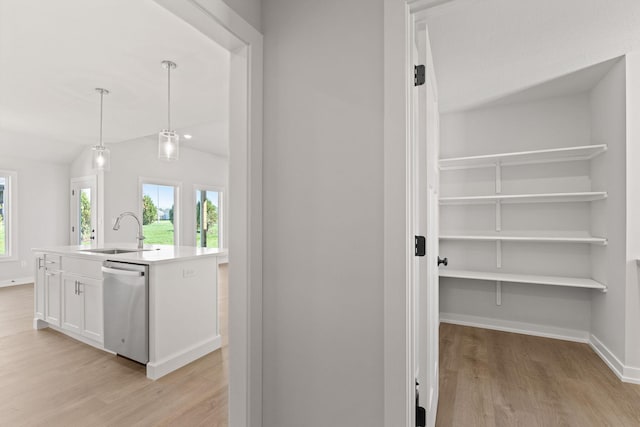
[496, 240, 502, 269]
[496, 281, 502, 306]
[495, 161, 502, 194]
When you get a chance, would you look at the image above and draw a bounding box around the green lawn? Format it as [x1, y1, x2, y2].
[143, 220, 219, 247]
[143, 220, 175, 245]
[196, 224, 219, 248]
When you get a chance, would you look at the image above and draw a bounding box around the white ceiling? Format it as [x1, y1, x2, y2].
[0, 0, 230, 162]
[425, 0, 640, 112]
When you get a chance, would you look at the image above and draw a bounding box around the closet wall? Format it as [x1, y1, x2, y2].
[590, 59, 626, 359]
[439, 59, 624, 341]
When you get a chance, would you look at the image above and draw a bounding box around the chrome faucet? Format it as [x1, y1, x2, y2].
[113, 212, 145, 249]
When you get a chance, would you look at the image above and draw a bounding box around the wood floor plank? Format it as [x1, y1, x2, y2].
[437, 324, 640, 427]
[0, 265, 229, 426]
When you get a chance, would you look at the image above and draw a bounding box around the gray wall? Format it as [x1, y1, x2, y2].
[0, 157, 69, 282]
[262, 0, 384, 426]
[590, 59, 627, 360]
[624, 53, 640, 369]
[222, 0, 261, 31]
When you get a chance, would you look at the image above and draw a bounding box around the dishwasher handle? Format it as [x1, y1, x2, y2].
[101, 266, 145, 277]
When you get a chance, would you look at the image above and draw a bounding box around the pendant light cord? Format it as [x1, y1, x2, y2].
[167, 64, 171, 130]
[99, 90, 104, 148]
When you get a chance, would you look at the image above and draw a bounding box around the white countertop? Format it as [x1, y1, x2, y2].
[32, 244, 228, 265]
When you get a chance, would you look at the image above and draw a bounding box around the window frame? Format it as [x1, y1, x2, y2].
[193, 184, 225, 249]
[138, 177, 182, 246]
[0, 170, 18, 261]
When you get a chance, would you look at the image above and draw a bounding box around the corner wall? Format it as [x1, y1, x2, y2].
[624, 52, 640, 373]
[222, 0, 261, 31]
[262, 0, 385, 425]
[0, 157, 69, 283]
[589, 58, 627, 364]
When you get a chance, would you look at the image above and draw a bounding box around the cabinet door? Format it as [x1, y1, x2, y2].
[45, 271, 62, 327]
[61, 276, 82, 334]
[34, 257, 46, 320]
[80, 277, 103, 343]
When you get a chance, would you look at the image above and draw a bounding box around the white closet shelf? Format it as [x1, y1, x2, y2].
[439, 144, 607, 170]
[439, 234, 608, 245]
[439, 269, 607, 291]
[439, 191, 608, 205]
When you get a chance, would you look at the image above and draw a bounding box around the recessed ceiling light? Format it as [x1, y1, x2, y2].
[184, 134, 192, 140]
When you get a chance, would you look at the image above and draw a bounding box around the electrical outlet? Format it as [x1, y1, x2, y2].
[20, 260, 27, 268]
[183, 268, 196, 278]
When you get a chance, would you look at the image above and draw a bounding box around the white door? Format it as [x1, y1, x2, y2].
[70, 177, 97, 245]
[413, 23, 440, 426]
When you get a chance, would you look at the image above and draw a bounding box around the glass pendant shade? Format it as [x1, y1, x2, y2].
[159, 60, 179, 161]
[92, 145, 111, 171]
[92, 88, 110, 171]
[158, 129, 179, 161]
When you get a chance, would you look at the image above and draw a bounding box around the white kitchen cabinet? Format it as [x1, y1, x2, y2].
[61, 258, 104, 344]
[62, 275, 83, 334]
[34, 254, 45, 320]
[80, 276, 103, 342]
[43, 254, 62, 327]
[33, 245, 226, 379]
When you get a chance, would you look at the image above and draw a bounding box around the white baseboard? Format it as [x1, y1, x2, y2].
[623, 366, 640, 384]
[33, 318, 48, 330]
[590, 334, 640, 385]
[440, 312, 590, 343]
[146, 335, 222, 380]
[0, 276, 34, 288]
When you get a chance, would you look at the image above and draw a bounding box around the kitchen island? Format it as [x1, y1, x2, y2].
[32, 244, 227, 380]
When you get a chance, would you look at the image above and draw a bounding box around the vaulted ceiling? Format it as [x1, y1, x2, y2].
[0, 0, 230, 162]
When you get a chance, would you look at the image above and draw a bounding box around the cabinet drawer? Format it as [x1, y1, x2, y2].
[62, 257, 103, 279]
[44, 254, 62, 270]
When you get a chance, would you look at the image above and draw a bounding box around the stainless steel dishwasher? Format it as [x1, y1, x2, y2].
[102, 261, 149, 364]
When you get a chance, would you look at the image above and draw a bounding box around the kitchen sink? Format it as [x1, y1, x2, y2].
[81, 248, 146, 254]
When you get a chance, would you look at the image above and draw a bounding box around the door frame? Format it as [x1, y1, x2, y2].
[153, 1, 263, 426]
[70, 175, 98, 246]
[384, 1, 445, 426]
[192, 184, 226, 249]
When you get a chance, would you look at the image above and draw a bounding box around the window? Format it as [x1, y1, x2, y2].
[140, 181, 180, 245]
[195, 188, 223, 249]
[0, 171, 17, 259]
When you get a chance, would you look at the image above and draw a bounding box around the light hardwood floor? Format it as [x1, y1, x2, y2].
[0, 263, 228, 427]
[437, 323, 640, 427]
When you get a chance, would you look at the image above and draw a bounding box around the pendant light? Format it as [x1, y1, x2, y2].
[159, 60, 179, 161]
[92, 88, 111, 171]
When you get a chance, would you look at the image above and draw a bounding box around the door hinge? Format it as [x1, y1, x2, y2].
[415, 236, 426, 257]
[414, 65, 425, 86]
